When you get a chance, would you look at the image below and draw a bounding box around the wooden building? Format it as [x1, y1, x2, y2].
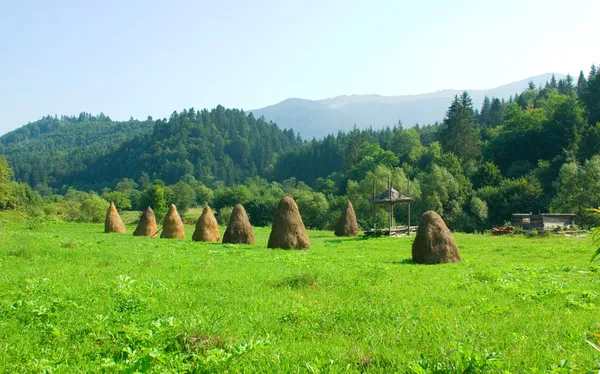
[511, 213, 575, 230]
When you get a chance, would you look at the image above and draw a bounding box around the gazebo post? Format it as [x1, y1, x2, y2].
[407, 176, 411, 237]
[389, 178, 393, 236]
[372, 179, 376, 230]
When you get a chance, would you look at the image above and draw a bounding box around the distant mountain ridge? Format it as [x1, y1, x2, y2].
[250, 73, 566, 138]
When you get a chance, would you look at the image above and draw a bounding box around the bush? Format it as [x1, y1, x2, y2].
[79, 195, 109, 223]
[217, 206, 233, 226]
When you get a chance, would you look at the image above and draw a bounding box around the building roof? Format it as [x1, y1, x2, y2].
[369, 188, 412, 204]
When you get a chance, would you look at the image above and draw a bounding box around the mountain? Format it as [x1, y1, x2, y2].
[250, 73, 566, 138]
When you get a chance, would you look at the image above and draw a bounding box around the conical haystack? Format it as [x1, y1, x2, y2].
[133, 206, 158, 237]
[192, 206, 220, 242]
[161, 204, 185, 239]
[268, 196, 310, 249]
[105, 202, 126, 234]
[334, 200, 359, 237]
[223, 204, 255, 244]
[412, 211, 461, 264]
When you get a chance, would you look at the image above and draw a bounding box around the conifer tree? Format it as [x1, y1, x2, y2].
[577, 71, 588, 97]
[479, 96, 491, 125]
[439, 92, 480, 160]
[549, 74, 558, 89]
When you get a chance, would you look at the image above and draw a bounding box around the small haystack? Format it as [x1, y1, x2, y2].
[105, 202, 126, 234]
[334, 200, 359, 237]
[192, 206, 220, 242]
[411, 211, 461, 264]
[223, 204, 255, 244]
[268, 196, 310, 249]
[133, 206, 158, 237]
[161, 204, 185, 239]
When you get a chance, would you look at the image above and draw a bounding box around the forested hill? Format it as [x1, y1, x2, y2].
[0, 113, 154, 188]
[0, 106, 301, 190]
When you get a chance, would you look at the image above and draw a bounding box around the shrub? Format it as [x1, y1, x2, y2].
[217, 206, 233, 226]
[79, 195, 109, 223]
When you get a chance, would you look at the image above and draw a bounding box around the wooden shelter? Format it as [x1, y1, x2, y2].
[366, 178, 414, 236]
[511, 213, 575, 231]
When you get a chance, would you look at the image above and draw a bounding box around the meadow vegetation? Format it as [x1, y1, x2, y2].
[1, 216, 599, 372]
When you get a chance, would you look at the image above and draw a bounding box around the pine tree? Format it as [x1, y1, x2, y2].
[439, 92, 480, 160]
[589, 64, 598, 80]
[549, 74, 558, 89]
[488, 98, 504, 127]
[577, 71, 588, 97]
[479, 96, 491, 125]
[528, 81, 536, 90]
[558, 74, 575, 96]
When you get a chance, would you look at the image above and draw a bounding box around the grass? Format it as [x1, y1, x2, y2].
[0, 216, 599, 372]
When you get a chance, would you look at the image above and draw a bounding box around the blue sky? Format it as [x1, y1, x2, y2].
[1, 0, 598, 134]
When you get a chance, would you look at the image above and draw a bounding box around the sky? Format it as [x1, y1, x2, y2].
[1, 0, 599, 135]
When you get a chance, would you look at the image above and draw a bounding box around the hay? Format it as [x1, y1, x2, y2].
[161, 204, 185, 239]
[334, 200, 359, 237]
[268, 196, 310, 249]
[104, 202, 126, 234]
[223, 204, 255, 244]
[133, 206, 158, 237]
[411, 210, 461, 264]
[192, 206, 220, 242]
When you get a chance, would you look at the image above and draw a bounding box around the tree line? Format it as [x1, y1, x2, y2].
[1, 65, 600, 231]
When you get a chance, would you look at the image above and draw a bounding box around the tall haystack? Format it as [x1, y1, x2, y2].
[105, 202, 126, 234]
[223, 204, 255, 244]
[192, 206, 220, 242]
[133, 206, 158, 237]
[334, 200, 359, 237]
[411, 211, 461, 264]
[161, 204, 185, 239]
[268, 196, 310, 249]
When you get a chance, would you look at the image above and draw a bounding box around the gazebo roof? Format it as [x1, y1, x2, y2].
[369, 188, 412, 205]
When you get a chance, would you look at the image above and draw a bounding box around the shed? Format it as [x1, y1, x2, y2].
[511, 213, 575, 230]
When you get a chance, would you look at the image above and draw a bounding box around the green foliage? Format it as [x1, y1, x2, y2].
[294, 189, 330, 229]
[439, 92, 480, 160]
[217, 206, 233, 225]
[551, 157, 600, 227]
[168, 182, 196, 214]
[79, 194, 109, 223]
[141, 182, 168, 222]
[101, 191, 132, 211]
[0, 156, 14, 183]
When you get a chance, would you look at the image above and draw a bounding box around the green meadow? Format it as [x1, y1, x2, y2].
[0, 215, 598, 373]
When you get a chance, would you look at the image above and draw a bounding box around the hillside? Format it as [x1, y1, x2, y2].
[250, 73, 566, 138]
[0, 114, 154, 187]
[0, 108, 301, 190]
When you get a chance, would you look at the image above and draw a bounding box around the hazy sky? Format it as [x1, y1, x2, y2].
[1, 0, 598, 134]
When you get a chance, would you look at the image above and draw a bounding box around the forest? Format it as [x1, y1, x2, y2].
[1, 65, 599, 232]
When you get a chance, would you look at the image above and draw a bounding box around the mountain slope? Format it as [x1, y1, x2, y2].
[0, 107, 301, 189]
[250, 73, 566, 138]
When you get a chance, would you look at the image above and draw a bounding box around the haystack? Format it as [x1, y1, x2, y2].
[223, 204, 255, 244]
[161, 204, 185, 239]
[133, 206, 158, 237]
[105, 202, 126, 234]
[334, 200, 359, 237]
[268, 196, 310, 249]
[192, 206, 220, 242]
[411, 211, 461, 264]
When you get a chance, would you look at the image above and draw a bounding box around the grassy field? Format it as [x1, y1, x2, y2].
[0, 214, 599, 373]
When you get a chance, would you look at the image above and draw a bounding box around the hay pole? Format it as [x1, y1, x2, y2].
[151, 226, 164, 238]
